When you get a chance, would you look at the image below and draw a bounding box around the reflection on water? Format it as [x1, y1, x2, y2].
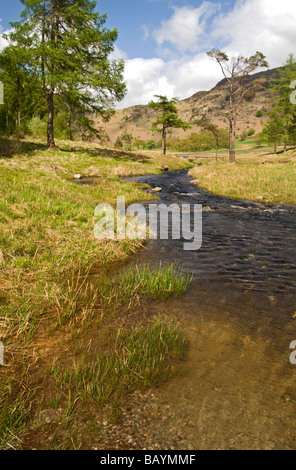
[124, 168, 296, 449]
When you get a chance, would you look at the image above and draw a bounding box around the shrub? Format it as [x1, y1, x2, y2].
[28, 116, 47, 137]
[244, 90, 256, 101]
[114, 137, 123, 149]
[239, 130, 248, 141]
[174, 130, 229, 152]
[145, 139, 157, 150]
[133, 139, 145, 149]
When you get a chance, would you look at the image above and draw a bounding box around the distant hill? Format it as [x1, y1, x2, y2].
[99, 67, 282, 145]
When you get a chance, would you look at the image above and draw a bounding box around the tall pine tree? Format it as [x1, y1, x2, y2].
[2, 0, 126, 148]
[268, 54, 296, 151]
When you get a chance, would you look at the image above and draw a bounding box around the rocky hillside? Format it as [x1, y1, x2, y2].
[99, 67, 282, 145]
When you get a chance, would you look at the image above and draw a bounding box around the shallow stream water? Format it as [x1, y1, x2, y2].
[120, 168, 296, 450]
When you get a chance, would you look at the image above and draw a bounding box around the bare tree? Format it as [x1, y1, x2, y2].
[207, 49, 268, 162]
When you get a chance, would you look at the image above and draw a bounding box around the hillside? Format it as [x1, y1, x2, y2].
[100, 67, 282, 145]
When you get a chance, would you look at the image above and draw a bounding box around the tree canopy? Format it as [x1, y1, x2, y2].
[0, 0, 126, 147]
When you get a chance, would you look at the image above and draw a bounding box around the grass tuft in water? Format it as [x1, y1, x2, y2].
[99, 263, 192, 310]
[51, 316, 186, 407]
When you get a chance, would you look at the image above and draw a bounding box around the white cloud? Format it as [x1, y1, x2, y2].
[166, 54, 223, 98]
[118, 53, 221, 109]
[153, 3, 217, 53]
[0, 24, 9, 51]
[119, 0, 296, 109]
[0, 20, 13, 51]
[212, 0, 296, 67]
[119, 57, 173, 108]
[141, 25, 150, 40]
[110, 45, 128, 61]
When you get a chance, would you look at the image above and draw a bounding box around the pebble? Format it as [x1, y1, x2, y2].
[151, 187, 162, 192]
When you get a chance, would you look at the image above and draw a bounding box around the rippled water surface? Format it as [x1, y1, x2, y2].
[123, 169, 296, 449]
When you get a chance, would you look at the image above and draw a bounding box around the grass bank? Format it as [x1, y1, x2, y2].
[0, 137, 191, 449]
[189, 148, 296, 204]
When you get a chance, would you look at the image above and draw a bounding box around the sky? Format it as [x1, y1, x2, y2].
[1, 0, 296, 108]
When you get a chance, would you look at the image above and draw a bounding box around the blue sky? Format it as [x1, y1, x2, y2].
[99, 0, 236, 59]
[1, 0, 296, 108]
[1, 0, 236, 57]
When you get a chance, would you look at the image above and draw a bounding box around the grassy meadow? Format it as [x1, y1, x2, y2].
[188, 141, 296, 204]
[1, 135, 295, 449]
[0, 137, 191, 449]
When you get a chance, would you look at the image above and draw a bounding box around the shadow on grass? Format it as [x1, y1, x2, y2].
[0, 136, 47, 159]
[62, 145, 152, 164]
[0, 135, 152, 165]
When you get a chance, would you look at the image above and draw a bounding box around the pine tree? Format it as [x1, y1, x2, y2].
[149, 95, 190, 155]
[0, 44, 42, 134]
[260, 113, 285, 154]
[2, 0, 126, 148]
[268, 54, 296, 151]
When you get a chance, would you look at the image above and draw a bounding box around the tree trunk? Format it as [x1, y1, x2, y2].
[16, 103, 21, 131]
[215, 137, 218, 161]
[162, 126, 167, 155]
[47, 90, 56, 149]
[229, 116, 236, 163]
[284, 120, 288, 152]
[16, 112, 20, 131]
[68, 120, 73, 141]
[229, 94, 236, 163]
[6, 104, 9, 131]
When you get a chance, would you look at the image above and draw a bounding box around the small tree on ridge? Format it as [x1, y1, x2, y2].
[148, 95, 190, 155]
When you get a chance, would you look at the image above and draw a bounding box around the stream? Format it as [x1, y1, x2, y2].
[118, 168, 296, 450]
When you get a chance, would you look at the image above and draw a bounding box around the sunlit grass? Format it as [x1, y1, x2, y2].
[0, 138, 191, 449]
[189, 154, 296, 204]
